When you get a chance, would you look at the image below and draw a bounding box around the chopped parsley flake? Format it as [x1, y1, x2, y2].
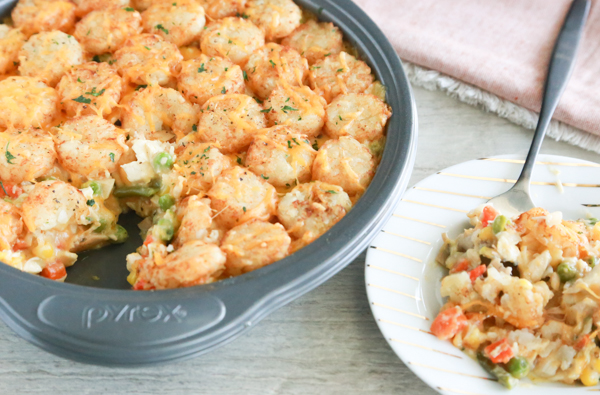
[77, 77, 84, 83]
[243, 70, 248, 81]
[86, 199, 95, 206]
[198, 63, 206, 73]
[282, 105, 298, 113]
[291, 137, 300, 145]
[287, 141, 292, 149]
[124, 6, 134, 11]
[269, 60, 276, 67]
[0, 181, 7, 195]
[236, 156, 242, 165]
[144, 46, 151, 50]
[221, 86, 226, 94]
[192, 124, 197, 132]
[337, 68, 344, 73]
[155, 24, 169, 34]
[92, 55, 101, 62]
[243, 206, 246, 213]
[338, 115, 343, 121]
[109, 152, 115, 162]
[73, 95, 91, 104]
[86, 87, 105, 97]
[135, 84, 147, 91]
[5, 142, 16, 164]
[261, 174, 269, 180]
[326, 190, 338, 194]
[260, 107, 272, 113]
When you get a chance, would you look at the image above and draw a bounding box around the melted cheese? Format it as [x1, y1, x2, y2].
[0, 76, 57, 129]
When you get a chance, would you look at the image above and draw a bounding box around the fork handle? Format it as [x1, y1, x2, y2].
[515, 0, 590, 189]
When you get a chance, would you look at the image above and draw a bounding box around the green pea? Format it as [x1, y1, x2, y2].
[368, 139, 384, 157]
[557, 262, 577, 282]
[158, 194, 175, 211]
[93, 218, 107, 233]
[156, 218, 174, 242]
[492, 215, 508, 234]
[153, 152, 175, 171]
[113, 186, 158, 198]
[111, 225, 128, 244]
[506, 356, 529, 379]
[82, 181, 101, 196]
[588, 256, 598, 268]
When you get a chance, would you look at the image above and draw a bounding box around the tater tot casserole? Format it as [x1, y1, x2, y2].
[432, 205, 600, 388]
[0, 0, 392, 290]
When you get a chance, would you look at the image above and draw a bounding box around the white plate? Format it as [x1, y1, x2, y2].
[365, 154, 600, 394]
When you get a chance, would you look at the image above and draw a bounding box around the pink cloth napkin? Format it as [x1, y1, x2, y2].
[353, 0, 600, 136]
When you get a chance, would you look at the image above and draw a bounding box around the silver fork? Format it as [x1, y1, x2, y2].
[487, 0, 590, 217]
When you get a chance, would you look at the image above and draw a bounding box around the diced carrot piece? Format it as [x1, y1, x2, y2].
[481, 206, 498, 227]
[133, 280, 146, 291]
[484, 338, 514, 363]
[469, 265, 487, 282]
[12, 239, 29, 251]
[0, 183, 22, 199]
[40, 262, 67, 281]
[450, 259, 470, 274]
[574, 334, 590, 351]
[143, 235, 155, 246]
[430, 306, 468, 340]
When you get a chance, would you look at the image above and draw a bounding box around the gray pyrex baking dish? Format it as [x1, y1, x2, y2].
[0, 0, 417, 365]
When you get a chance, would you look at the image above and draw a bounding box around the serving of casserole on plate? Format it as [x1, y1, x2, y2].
[366, 154, 600, 393]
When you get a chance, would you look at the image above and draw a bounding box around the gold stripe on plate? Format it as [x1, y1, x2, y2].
[367, 265, 420, 281]
[439, 172, 600, 188]
[413, 187, 491, 200]
[437, 387, 489, 395]
[409, 362, 496, 381]
[370, 246, 422, 263]
[368, 284, 421, 300]
[390, 338, 462, 359]
[381, 230, 430, 245]
[393, 214, 446, 228]
[402, 199, 468, 213]
[379, 318, 431, 334]
[372, 302, 428, 320]
[583, 204, 600, 207]
[480, 158, 600, 167]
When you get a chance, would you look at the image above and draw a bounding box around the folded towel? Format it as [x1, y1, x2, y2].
[353, 0, 600, 137]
